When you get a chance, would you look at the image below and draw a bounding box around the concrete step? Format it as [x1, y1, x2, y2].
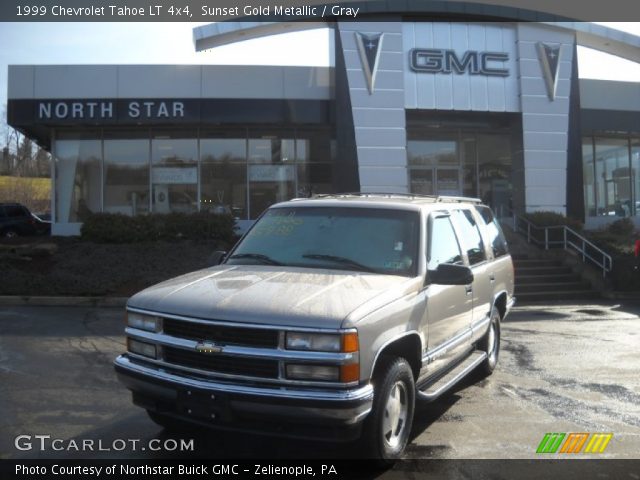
[515, 281, 592, 294]
[516, 273, 583, 284]
[515, 266, 573, 276]
[513, 259, 564, 268]
[516, 290, 600, 302]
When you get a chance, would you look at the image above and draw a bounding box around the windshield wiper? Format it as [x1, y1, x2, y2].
[302, 254, 376, 273]
[229, 253, 284, 266]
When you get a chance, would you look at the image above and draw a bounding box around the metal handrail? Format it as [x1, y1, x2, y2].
[511, 214, 613, 277]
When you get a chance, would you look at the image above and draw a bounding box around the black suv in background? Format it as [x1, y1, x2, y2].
[0, 203, 51, 238]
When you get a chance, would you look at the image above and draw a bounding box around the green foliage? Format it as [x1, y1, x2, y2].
[523, 211, 583, 231]
[80, 212, 236, 244]
[610, 254, 640, 291]
[605, 218, 635, 237]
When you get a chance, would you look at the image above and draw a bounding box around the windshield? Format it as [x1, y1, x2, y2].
[226, 206, 420, 276]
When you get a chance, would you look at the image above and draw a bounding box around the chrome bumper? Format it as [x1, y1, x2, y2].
[114, 355, 373, 430]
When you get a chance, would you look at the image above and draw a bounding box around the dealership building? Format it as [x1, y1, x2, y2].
[6, 11, 640, 235]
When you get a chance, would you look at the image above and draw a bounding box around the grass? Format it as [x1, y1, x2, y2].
[0, 175, 50, 197]
[0, 175, 51, 212]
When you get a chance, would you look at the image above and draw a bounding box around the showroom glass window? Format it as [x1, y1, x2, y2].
[295, 129, 334, 198]
[632, 138, 639, 217]
[582, 137, 596, 217]
[583, 136, 638, 218]
[247, 131, 296, 219]
[200, 131, 247, 220]
[104, 131, 150, 216]
[54, 131, 102, 223]
[151, 131, 197, 214]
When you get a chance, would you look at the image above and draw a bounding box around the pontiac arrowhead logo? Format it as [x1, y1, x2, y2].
[536, 42, 562, 100]
[355, 32, 384, 94]
[195, 341, 223, 354]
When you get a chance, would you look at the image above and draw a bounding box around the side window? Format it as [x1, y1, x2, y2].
[451, 209, 486, 265]
[428, 215, 463, 271]
[476, 206, 509, 258]
[6, 206, 26, 218]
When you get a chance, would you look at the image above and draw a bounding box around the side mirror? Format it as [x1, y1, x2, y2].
[428, 263, 474, 285]
[208, 250, 227, 267]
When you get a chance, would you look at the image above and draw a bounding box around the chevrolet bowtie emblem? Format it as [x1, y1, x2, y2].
[195, 341, 223, 354]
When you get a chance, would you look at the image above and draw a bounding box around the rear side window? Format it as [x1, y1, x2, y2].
[451, 209, 486, 265]
[428, 215, 463, 270]
[476, 206, 509, 258]
[5, 206, 28, 218]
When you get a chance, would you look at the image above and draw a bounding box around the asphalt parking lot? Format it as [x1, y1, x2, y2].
[1, 302, 639, 461]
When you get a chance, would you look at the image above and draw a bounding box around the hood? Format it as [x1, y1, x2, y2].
[127, 266, 420, 329]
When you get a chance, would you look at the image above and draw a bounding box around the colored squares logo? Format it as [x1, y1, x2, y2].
[537, 433, 613, 454]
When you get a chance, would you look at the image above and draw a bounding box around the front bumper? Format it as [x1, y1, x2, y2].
[114, 355, 373, 441]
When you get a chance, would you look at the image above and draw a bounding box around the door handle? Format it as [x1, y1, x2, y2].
[489, 274, 496, 283]
[465, 285, 473, 295]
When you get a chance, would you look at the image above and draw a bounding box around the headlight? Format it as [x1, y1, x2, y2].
[286, 364, 340, 381]
[127, 312, 159, 332]
[127, 338, 157, 359]
[286, 331, 358, 353]
[286, 332, 340, 352]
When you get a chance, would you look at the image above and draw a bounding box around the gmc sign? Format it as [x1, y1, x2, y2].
[410, 49, 509, 77]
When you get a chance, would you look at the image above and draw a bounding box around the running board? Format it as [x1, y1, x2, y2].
[417, 351, 487, 402]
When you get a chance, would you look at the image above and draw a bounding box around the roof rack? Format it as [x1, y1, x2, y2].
[310, 192, 482, 204]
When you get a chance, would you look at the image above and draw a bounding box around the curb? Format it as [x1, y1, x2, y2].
[0, 296, 128, 307]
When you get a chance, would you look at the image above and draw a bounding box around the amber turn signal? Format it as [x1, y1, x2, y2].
[342, 332, 359, 353]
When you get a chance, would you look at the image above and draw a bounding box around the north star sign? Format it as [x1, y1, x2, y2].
[37, 100, 185, 120]
[410, 49, 510, 76]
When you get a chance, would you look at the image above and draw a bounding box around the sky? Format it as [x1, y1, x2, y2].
[0, 21, 638, 111]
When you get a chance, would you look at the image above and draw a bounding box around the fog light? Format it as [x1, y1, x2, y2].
[286, 364, 339, 381]
[127, 338, 157, 359]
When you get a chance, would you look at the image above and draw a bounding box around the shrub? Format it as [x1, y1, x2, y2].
[81, 212, 236, 244]
[523, 211, 583, 232]
[606, 218, 636, 237]
[610, 254, 640, 292]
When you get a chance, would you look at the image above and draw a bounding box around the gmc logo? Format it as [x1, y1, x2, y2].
[410, 49, 509, 77]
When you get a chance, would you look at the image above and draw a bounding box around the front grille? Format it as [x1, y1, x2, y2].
[163, 346, 279, 379]
[162, 318, 279, 348]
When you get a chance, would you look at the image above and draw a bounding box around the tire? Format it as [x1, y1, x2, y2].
[146, 410, 189, 432]
[477, 308, 501, 376]
[360, 357, 415, 462]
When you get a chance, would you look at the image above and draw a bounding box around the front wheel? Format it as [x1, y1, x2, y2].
[477, 308, 501, 376]
[360, 357, 415, 462]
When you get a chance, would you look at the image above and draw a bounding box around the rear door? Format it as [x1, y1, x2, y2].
[475, 205, 514, 300]
[450, 208, 492, 329]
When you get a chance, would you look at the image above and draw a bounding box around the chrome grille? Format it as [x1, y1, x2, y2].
[162, 318, 278, 348]
[163, 346, 279, 379]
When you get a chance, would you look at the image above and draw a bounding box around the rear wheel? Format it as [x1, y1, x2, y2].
[360, 357, 415, 462]
[478, 308, 501, 376]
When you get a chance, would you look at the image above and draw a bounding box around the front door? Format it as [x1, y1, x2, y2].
[422, 212, 473, 376]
